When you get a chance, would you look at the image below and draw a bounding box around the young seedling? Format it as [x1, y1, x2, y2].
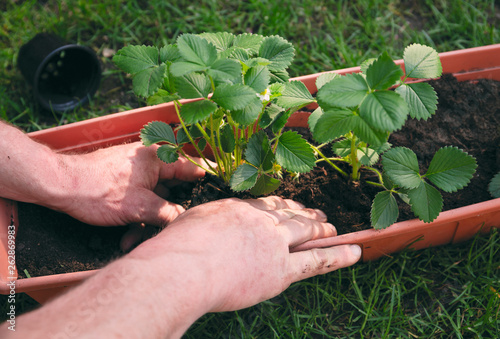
[278, 44, 478, 228]
[113, 33, 315, 195]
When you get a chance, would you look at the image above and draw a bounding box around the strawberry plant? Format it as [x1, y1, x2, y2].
[113, 33, 315, 195]
[277, 44, 477, 228]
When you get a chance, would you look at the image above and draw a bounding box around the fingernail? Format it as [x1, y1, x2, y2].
[350, 244, 362, 258]
[314, 209, 327, 220]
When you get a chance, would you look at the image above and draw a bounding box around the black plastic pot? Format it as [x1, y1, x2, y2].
[17, 33, 101, 112]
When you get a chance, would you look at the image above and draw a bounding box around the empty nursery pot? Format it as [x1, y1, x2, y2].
[17, 33, 101, 112]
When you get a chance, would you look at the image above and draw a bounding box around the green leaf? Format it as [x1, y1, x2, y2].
[244, 57, 271, 68]
[140, 121, 176, 146]
[231, 96, 262, 126]
[244, 65, 270, 93]
[211, 83, 258, 111]
[331, 139, 350, 157]
[371, 191, 399, 229]
[169, 61, 208, 77]
[233, 33, 264, 54]
[180, 99, 217, 124]
[312, 108, 356, 143]
[269, 69, 290, 83]
[488, 172, 500, 198]
[360, 58, 376, 74]
[275, 81, 314, 109]
[259, 36, 294, 71]
[407, 181, 443, 223]
[315, 72, 339, 90]
[156, 144, 179, 164]
[395, 82, 438, 120]
[131, 64, 166, 97]
[198, 32, 235, 52]
[317, 73, 369, 108]
[175, 72, 211, 99]
[307, 107, 323, 133]
[113, 45, 159, 74]
[220, 124, 235, 153]
[360, 91, 409, 132]
[177, 34, 217, 67]
[276, 131, 315, 173]
[250, 175, 281, 195]
[270, 109, 293, 135]
[366, 51, 404, 90]
[259, 104, 284, 128]
[245, 131, 274, 170]
[230, 163, 259, 191]
[425, 146, 477, 192]
[351, 116, 388, 146]
[358, 147, 380, 166]
[382, 147, 422, 189]
[159, 45, 181, 63]
[207, 58, 242, 84]
[146, 89, 180, 105]
[403, 44, 442, 79]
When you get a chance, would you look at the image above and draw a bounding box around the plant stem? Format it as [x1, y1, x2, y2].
[311, 145, 348, 177]
[350, 134, 360, 180]
[174, 101, 218, 175]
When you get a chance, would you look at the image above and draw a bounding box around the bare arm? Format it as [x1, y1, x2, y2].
[1, 196, 361, 338]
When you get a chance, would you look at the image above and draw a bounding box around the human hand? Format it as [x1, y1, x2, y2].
[133, 196, 362, 313]
[51, 142, 206, 228]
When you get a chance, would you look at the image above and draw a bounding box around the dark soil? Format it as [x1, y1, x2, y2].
[15, 74, 500, 277]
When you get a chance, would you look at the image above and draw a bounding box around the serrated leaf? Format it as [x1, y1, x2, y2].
[175, 72, 211, 99]
[244, 65, 270, 93]
[259, 103, 284, 128]
[307, 107, 323, 133]
[425, 146, 477, 192]
[488, 172, 500, 198]
[131, 64, 166, 97]
[220, 124, 235, 153]
[146, 89, 180, 105]
[382, 147, 422, 189]
[407, 181, 443, 223]
[360, 91, 409, 132]
[351, 116, 389, 146]
[157, 144, 179, 163]
[366, 51, 404, 90]
[270, 109, 293, 134]
[231, 96, 263, 126]
[331, 139, 351, 157]
[140, 121, 176, 146]
[250, 175, 281, 195]
[275, 81, 314, 109]
[317, 73, 369, 108]
[169, 61, 208, 77]
[358, 147, 379, 166]
[395, 82, 438, 120]
[245, 131, 275, 170]
[276, 131, 315, 173]
[315, 72, 339, 90]
[159, 45, 181, 63]
[198, 32, 235, 52]
[180, 99, 217, 124]
[244, 57, 271, 68]
[259, 36, 294, 71]
[312, 108, 356, 143]
[233, 33, 264, 54]
[211, 83, 258, 111]
[371, 191, 399, 229]
[404, 44, 442, 79]
[230, 163, 259, 191]
[360, 58, 376, 74]
[269, 69, 290, 83]
[207, 58, 242, 83]
[113, 45, 159, 74]
[177, 34, 217, 67]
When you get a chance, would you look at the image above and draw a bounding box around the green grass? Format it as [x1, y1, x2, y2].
[0, 0, 499, 336]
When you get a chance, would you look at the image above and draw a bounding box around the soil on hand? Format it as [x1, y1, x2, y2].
[15, 74, 500, 277]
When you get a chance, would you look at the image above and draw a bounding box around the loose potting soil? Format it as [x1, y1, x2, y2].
[15, 74, 500, 277]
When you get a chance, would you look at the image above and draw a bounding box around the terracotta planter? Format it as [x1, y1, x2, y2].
[1, 44, 499, 304]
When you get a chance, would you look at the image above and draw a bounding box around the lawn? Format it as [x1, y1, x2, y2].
[1, 0, 499, 337]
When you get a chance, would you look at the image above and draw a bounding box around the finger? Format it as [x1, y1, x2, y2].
[153, 182, 171, 199]
[133, 189, 185, 227]
[158, 155, 207, 182]
[246, 196, 305, 211]
[120, 224, 145, 252]
[277, 215, 336, 247]
[266, 208, 327, 224]
[288, 245, 362, 282]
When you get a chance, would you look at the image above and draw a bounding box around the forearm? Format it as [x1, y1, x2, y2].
[4, 236, 210, 338]
[0, 121, 73, 208]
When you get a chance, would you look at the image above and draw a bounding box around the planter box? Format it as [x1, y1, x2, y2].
[1, 44, 500, 304]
